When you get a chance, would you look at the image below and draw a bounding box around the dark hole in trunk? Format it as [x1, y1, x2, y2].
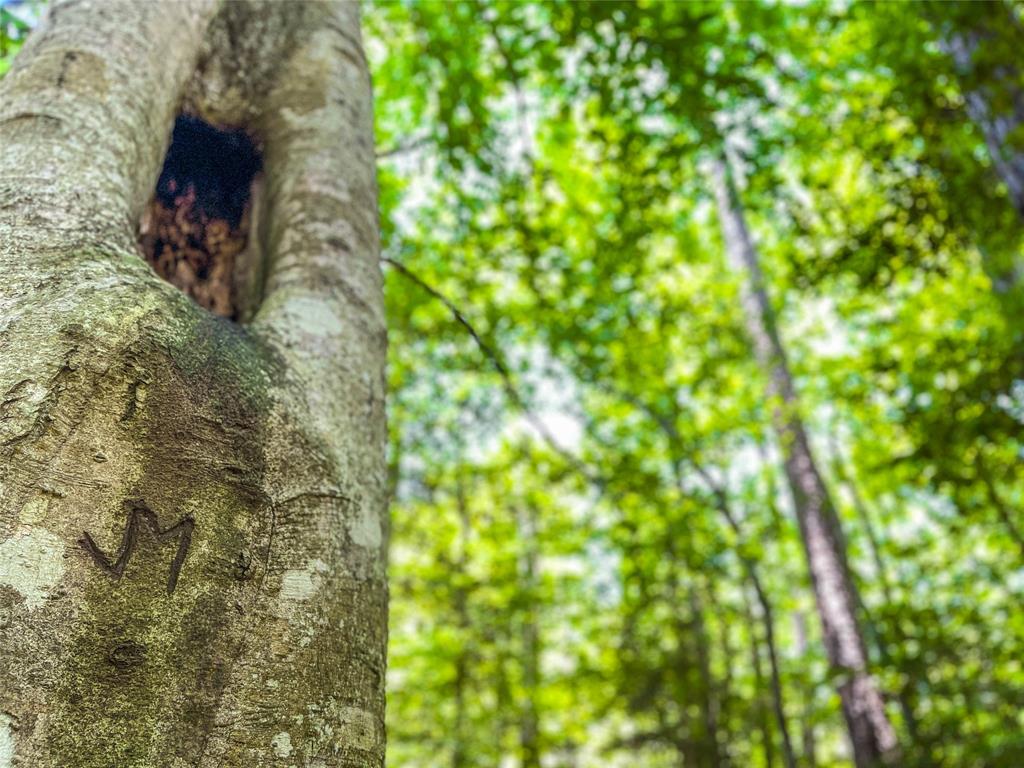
[139, 115, 262, 320]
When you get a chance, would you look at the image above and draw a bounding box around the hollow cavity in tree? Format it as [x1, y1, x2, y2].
[138, 115, 262, 319]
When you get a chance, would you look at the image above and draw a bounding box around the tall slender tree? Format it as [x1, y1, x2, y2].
[709, 149, 899, 766]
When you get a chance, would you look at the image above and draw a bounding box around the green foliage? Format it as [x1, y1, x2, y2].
[369, 2, 1024, 767]
[0, 3, 33, 75]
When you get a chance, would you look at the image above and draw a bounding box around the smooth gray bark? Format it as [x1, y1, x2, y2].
[709, 153, 899, 767]
[0, 2, 387, 766]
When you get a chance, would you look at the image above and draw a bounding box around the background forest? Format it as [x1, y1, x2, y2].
[5, 1, 1024, 766]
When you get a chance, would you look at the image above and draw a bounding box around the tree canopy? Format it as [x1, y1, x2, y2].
[370, 2, 1024, 767]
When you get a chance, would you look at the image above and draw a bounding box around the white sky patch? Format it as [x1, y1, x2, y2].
[508, 345, 585, 451]
[788, 294, 852, 360]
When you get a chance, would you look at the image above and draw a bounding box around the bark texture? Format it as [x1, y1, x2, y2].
[709, 154, 898, 767]
[0, 2, 388, 767]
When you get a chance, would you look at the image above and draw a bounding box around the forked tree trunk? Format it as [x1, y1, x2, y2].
[709, 152, 899, 767]
[0, 2, 388, 766]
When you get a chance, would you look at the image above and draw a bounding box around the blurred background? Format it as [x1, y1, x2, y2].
[7, 2, 1024, 766]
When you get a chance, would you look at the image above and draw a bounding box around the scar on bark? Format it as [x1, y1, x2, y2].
[79, 500, 195, 594]
[139, 115, 262, 320]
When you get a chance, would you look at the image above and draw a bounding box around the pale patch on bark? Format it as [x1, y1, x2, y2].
[349, 506, 381, 550]
[0, 713, 12, 768]
[336, 707, 377, 752]
[274, 294, 345, 339]
[279, 558, 328, 603]
[19, 497, 48, 525]
[0, 527, 64, 610]
[271, 732, 293, 758]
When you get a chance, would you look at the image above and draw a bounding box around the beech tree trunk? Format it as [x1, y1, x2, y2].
[0, 2, 388, 767]
[709, 152, 899, 767]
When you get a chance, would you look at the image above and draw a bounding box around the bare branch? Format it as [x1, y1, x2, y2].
[381, 256, 600, 484]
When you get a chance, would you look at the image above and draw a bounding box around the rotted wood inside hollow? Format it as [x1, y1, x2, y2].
[139, 115, 262, 319]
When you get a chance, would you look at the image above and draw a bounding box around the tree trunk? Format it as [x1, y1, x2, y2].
[689, 582, 725, 768]
[941, 2, 1024, 218]
[709, 152, 898, 767]
[516, 503, 542, 768]
[792, 612, 817, 768]
[744, 569, 796, 768]
[699, 481, 793, 768]
[742, 587, 776, 768]
[0, 2, 388, 766]
[827, 437, 922, 747]
[935, 1, 1024, 293]
[452, 474, 471, 768]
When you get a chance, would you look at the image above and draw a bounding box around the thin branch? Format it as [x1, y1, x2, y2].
[381, 256, 599, 484]
[376, 134, 433, 160]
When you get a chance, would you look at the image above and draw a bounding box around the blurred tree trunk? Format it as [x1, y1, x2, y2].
[516, 503, 542, 768]
[664, 436, 796, 768]
[692, 582, 726, 768]
[688, 581, 724, 768]
[664, 542, 718, 768]
[0, 2, 388, 766]
[929, 1, 1024, 296]
[940, 2, 1024, 221]
[709, 152, 899, 767]
[743, 588, 777, 768]
[828, 439, 923, 747]
[452, 475, 472, 768]
[793, 612, 818, 768]
[700, 488, 796, 768]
